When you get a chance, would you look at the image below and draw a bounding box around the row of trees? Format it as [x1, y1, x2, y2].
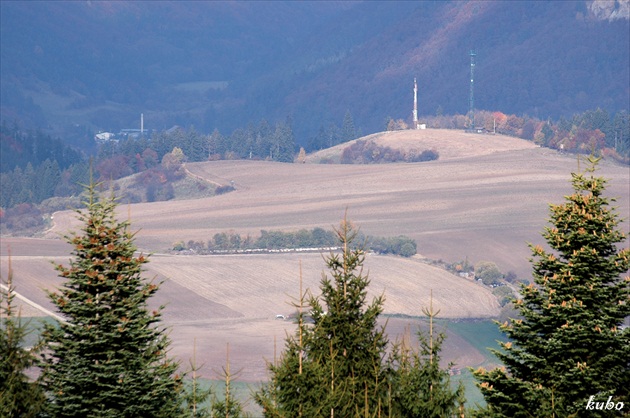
[3, 157, 628, 416]
[85, 108, 630, 172]
[174, 228, 418, 257]
[422, 108, 630, 162]
[97, 118, 297, 169]
[0, 160, 90, 209]
[340, 139, 439, 164]
[97, 110, 361, 173]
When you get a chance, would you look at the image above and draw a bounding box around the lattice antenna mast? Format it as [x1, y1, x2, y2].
[469, 50, 476, 129]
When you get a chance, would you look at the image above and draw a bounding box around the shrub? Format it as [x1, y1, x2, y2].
[364, 235, 417, 257]
[341, 140, 438, 164]
[412, 149, 439, 162]
[0, 203, 44, 232]
[474, 261, 503, 286]
[215, 185, 235, 195]
[504, 271, 518, 283]
[492, 285, 514, 307]
[399, 242, 417, 258]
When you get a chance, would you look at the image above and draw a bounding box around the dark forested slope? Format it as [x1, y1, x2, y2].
[1, 1, 628, 142]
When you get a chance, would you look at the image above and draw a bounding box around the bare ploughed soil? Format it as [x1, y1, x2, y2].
[2, 129, 628, 382]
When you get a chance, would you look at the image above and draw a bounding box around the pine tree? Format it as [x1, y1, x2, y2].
[341, 110, 357, 143]
[0, 257, 45, 418]
[391, 293, 465, 417]
[39, 180, 184, 417]
[256, 219, 392, 416]
[255, 263, 328, 417]
[473, 156, 630, 417]
[182, 341, 212, 418]
[210, 343, 249, 418]
[271, 119, 295, 163]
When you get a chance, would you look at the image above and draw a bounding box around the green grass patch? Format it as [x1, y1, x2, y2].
[442, 319, 508, 408]
[2, 316, 58, 348]
[442, 319, 506, 364]
[182, 377, 262, 415]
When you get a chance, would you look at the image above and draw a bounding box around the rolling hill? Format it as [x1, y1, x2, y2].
[41, 129, 630, 279]
[2, 128, 628, 381]
[305, 128, 539, 162]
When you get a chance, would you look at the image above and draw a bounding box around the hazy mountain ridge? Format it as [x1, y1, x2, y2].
[1, 1, 628, 143]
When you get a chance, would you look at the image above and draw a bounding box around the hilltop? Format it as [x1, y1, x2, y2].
[306, 128, 538, 163]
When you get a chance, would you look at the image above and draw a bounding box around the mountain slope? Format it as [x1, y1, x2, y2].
[1, 1, 628, 143]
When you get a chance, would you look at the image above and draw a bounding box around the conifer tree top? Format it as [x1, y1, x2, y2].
[474, 156, 630, 417]
[39, 179, 183, 418]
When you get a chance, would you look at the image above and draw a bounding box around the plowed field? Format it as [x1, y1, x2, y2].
[3, 129, 628, 381]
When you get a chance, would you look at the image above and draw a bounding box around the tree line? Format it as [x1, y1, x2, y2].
[420, 108, 630, 163]
[173, 227, 417, 258]
[2, 157, 628, 416]
[0, 122, 89, 209]
[340, 139, 439, 164]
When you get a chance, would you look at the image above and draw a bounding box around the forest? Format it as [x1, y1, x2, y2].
[2, 2, 628, 140]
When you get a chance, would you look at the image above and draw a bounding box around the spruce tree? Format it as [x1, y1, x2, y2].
[341, 110, 357, 143]
[39, 181, 184, 417]
[256, 219, 391, 416]
[390, 295, 465, 417]
[473, 157, 630, 417]
[0, 258, 45, 418]
[209, 343, 249, 418]
[182, 341, 212, 418]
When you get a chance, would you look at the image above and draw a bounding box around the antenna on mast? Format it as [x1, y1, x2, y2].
[412, 78, 427, 130]
[469, 50, 476, 131]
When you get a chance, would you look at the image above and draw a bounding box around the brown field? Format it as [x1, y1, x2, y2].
[2, 128, 628, 382]
[1, 249, 499, 381]
[305, 128, 540, 162]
